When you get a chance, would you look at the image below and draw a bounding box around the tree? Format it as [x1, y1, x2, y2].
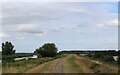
[2, 41, 15, 55]
[35, 43, 58, 57]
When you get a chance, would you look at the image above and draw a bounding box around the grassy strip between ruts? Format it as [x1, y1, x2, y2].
[64, 54, 83, 73]
[2, 55, 64, 73]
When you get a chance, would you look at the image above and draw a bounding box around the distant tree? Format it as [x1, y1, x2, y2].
[2, 41, 15, 55]
[35, 43, 58, 57]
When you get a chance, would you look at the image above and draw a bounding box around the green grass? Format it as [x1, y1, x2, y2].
[64, 55, 83, 73]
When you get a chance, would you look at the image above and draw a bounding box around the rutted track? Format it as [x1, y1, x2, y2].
[54, 58, 64, 73]
[25, 54, 94, 73]
[25, 56, 66, 73]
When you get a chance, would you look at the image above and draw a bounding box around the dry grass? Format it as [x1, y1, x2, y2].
[2, 57, 61, 73]
[77, 54, 118, 73]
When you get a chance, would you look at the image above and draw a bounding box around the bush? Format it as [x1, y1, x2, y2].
[102, 56, 114, 62]
[87, 53, 93, 57]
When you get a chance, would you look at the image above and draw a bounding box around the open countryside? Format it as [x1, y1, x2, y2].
[2, 41, 118, 74]
[25, 54, 118, 73]
[1, 2, 119, 75]
[2, 54, 118, 73]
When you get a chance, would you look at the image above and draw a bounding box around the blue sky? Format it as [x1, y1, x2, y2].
[0, 2, 118, 52]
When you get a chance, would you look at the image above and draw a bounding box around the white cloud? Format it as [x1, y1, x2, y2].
[17, 24, 43, 33]
[16, 23, 44, 38]
[107, 19, 118, 27]
[2, 3, 86, 24]
[97, 19, 118, 28]
[17, 24, 38, 31]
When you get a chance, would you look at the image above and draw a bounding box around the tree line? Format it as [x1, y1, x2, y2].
[2, 41, 58, 57]
[2, 41, 118, 59]
[59, 50, 118, 56]
[59, 50, 118, 62]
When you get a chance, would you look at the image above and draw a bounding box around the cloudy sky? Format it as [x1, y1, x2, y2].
[1, 2, 118, 52]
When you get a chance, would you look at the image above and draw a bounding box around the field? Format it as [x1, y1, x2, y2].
[2, 54, 118, 73]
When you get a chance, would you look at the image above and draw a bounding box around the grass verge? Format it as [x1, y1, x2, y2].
[2, 55, 64, 73]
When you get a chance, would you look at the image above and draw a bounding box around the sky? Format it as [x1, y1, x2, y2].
[0, 0, 119, 2]
[0, 2, 118, 53]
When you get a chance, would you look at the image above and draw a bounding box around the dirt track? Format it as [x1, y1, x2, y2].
[24, 54, 100, 73]
[54, 58, 64, 73]
[25, 54, 89, 73]
[25, 56, 66, 73]
[25, 54, 92, 73]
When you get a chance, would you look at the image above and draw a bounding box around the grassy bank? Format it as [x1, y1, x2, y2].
[2, 55, 64, 73]
[78, 54, 118, 73]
